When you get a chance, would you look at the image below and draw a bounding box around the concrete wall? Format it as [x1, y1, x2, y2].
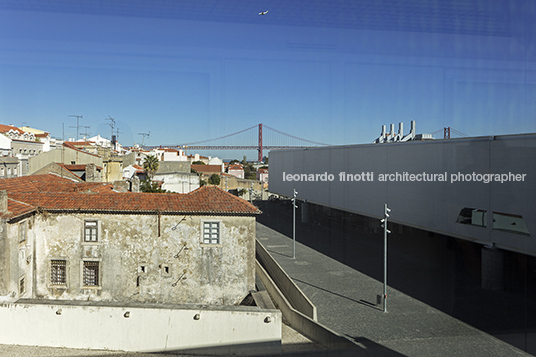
[256, 260, 357, 351]
[154, 172, 200, 193]
[14, 212, 255, 305]
[0, 301, 281, 355]
[220, 176, 263, 191]
[157, 161, 191, 174]
[29, 146, 103, 174]
[103, 159, 123, 182]
[256, 239, 316, 320]
[269, 134, 536, 257]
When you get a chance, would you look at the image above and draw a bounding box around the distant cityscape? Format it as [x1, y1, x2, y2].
[0, 123, 269, 195]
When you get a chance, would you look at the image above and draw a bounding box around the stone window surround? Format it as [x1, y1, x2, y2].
[200, 219, 223, 246]
[49, 258, 68, 288]
[83, 219, 101, 243]
[81, 259, 101, 289]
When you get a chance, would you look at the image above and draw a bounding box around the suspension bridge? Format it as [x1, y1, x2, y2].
[142, 123, 468, 162]
[144, 123, 330, 161]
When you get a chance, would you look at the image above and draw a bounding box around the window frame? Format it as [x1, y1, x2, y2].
[50, 259, 68, 287]
[200, 220, 222, 246]
[83, 220, 99, 243]
[81, 260, 101, 288]
[19, 220, 28, 243]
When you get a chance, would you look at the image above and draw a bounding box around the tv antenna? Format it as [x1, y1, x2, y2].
[138, 131, 150, 146]
[68, 115, 83, 140]
[106, 115, 115, 135]
[80, 125, 91, 140]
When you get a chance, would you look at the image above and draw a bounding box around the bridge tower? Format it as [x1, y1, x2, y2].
[258, 123, 263, 162]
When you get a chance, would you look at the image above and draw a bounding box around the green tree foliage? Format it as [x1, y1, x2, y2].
[143, 155, 159, 180]
[208, 173, 221, 185]
[240, 156, 257, 180]
[192, 160, 206, 165]
[140, 179, 167, 193]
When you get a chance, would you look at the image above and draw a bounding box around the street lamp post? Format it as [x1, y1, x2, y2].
[380, 203, 391, 312]
[291, 189, 298, 259]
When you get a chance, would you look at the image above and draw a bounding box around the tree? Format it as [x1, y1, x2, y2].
[140, 179, 167, 193]
[143, 155, 159, 180]
[192, 160, 205, 165]
[208, 174, 221, 185]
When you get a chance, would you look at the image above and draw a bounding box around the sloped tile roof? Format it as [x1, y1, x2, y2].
[0, 174, 113, 193]
[191, 164, 221, 174]
[228, 164, 243, 170]
[0, 124, 23, 134]
[0, 174, 260, 219]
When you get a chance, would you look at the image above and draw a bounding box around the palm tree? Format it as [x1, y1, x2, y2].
[143, 155, 159, 180]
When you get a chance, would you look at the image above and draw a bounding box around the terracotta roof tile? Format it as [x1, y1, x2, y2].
[0, 124, 23, 134]
[0, 174, 260, 218]
[191, 164, 221, 174]
[8, 186, 260, 215]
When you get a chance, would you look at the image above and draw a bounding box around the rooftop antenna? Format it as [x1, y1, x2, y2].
[105, 116, 115, 140]
[138, 131, 150, 146]
[81, 125, 91, 140]
[68, 115, 83, 140]
[115, 127, 123, 150]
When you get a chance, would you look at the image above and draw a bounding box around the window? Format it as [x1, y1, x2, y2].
[19, 221, 27, 242]
[202, 221, 220, 244]
[83, 261, 99, 287]
[84, 221, 98, 242]
[493, 212, 530, 236]
[161, 263, 171, 277]
[51, 260, 67, 285]
[456, 208, 486, 228]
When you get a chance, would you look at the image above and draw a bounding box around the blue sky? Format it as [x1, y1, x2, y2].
[0, 1, 535, 160]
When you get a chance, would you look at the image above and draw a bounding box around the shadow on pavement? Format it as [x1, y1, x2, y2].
[255, 199, 536, 355]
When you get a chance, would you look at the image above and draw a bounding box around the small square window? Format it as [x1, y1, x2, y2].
[203, 222, 220, 244]
[161, 263, 171, 277]
[83, 261, 99, 287]
[51, 260, 67, 285]
[84, 221, 98, 242]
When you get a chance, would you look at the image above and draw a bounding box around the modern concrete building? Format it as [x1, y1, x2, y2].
[269, 132, 536, 288]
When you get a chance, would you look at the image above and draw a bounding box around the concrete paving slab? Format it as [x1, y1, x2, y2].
[255, 216, 533, 356]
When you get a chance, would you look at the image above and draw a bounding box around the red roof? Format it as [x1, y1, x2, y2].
[228, 164, 243, 170]
[0, 124, 23, 134]
[0, 174, 113, 194]
[191, 164, 222, 174]
[0, 174, 260, 219]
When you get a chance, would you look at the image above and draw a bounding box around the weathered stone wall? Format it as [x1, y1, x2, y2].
[5, 217, 35, 299]
[157, 161, 191, 174]
[30, 212, 256, 305]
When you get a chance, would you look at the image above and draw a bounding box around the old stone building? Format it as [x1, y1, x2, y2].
[0, 174, 260, 305]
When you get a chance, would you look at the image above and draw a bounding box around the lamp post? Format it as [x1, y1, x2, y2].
[380, 203, 391, 312]
[291, 189, 298, 259]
